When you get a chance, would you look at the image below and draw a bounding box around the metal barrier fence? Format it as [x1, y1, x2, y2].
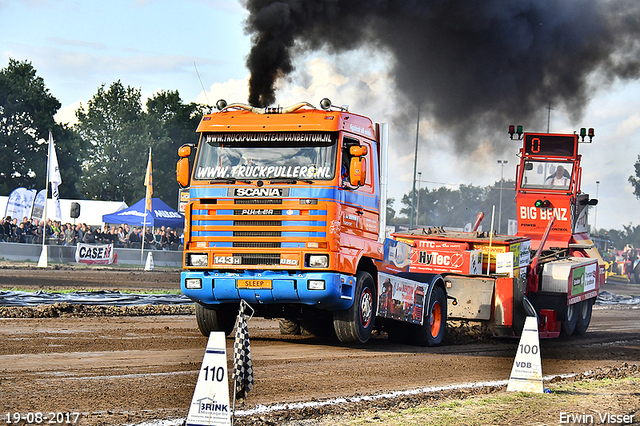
[0, 242, 182, 268]
[1, 235, 182, 251]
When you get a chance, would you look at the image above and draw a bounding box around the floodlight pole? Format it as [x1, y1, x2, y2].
[497, 160, 508, 234]
[410, 104, 420, 229]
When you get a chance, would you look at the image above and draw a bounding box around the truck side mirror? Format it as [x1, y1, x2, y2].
[177, 144, 192, 187]
[350, 145, 368, 156]
[350, 156, 366, 186]
[177, 157, 190, 188]
[343, 144, 368, 188]
[178, 145, 191, 158]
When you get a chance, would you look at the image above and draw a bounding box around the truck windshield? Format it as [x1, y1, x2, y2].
[521, 160, 574, 189]
[194, 132, 339, 181]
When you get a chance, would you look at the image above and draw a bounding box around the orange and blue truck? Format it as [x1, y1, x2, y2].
[176, 99, 603, 345]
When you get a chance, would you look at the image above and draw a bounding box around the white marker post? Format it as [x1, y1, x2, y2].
[144, 252, 154, 271]
[186, 332, 232, 426]
[506, 316, 544, 393]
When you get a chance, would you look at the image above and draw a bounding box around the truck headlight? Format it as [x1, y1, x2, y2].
[185, 278, 202, 289]
[188, 253, 208, 267]
[307, 254, 329, 268]
[308, 280, 326, 290]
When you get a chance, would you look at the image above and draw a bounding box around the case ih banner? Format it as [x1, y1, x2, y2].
[75, 243, 117, 265]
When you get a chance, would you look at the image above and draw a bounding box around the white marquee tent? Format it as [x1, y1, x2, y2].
[0, 196, 127, 227]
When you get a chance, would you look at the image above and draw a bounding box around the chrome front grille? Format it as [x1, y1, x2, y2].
[235, 198, 283, 205]
[233, 253, 281, 265]
[233, 242, 281, 248]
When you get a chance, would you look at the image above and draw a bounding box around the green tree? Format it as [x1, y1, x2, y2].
[144, 90, 210, 209]
[479, 180, 516, 233]
[400, 184, 484, 228]
[0, 59, 85, 198]
[0, 59, 60, 193]
[75, 81, 151, 203]
[596, 224, 640, 252]
[398, 180, 516, 230]
[386, 197, 396, 224]
[629, 155, 640, 199]
[53, 123, 87, 199]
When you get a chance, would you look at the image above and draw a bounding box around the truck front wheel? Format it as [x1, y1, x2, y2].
[195, 303, 237, 337]
[574, 299, 594, 335]
[278, 319, 302, 335]
[333, 271, 376, 344]
[561, 303, 578, 336]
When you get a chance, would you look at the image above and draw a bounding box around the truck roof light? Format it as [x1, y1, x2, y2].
[320, 98, 332, 110]
[216, 99, 227, 110]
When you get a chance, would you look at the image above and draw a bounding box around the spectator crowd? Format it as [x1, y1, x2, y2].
[0, 216, 182, 250]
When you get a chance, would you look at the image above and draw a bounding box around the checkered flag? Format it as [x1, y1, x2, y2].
[232, 301, 254, 401]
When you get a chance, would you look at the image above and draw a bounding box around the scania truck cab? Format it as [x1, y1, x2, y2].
[177, 100, 387, 343]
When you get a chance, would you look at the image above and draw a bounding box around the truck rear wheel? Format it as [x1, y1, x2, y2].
[278, 319, 302, 335]
[195, 303, 237, 337]
[333, 271, 376, 344]
[561, 303, 578, 336]
[574, 299, 594, 335]
[410, 285, 447, 346]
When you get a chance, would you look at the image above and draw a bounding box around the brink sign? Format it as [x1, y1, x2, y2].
[186, 332, 231, 426]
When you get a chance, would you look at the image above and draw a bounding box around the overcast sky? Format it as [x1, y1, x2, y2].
[2, 0, 640, 231]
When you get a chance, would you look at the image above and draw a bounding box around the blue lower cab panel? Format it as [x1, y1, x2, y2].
[181, 270, 356, 310]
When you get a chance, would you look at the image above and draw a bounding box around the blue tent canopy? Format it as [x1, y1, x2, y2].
[102, 198, 184, 229]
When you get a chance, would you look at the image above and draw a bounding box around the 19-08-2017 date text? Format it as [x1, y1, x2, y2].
[4, 412, 81, 424]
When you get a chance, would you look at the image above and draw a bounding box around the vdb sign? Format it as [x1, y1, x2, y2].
[75, 243, 117, 265]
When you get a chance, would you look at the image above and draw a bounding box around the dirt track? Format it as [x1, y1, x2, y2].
[0, 265, 639, 425]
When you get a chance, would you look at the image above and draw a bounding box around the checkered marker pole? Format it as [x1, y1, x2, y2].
[232, 300, 254, 416]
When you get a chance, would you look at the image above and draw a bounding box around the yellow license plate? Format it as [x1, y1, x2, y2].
[237, 279, 272, 289]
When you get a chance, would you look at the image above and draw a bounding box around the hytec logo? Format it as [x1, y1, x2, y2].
[519, 206, 568, 221]
[418, 251, 464, 268]
[232, 187, 289, 197]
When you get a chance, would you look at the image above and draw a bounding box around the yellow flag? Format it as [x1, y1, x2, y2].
[144, 148, 153, 213]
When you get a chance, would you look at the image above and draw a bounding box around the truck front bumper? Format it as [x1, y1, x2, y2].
[181, 270, 357, 311]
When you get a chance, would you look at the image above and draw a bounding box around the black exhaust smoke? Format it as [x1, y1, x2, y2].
[244, 0, 640, 148]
